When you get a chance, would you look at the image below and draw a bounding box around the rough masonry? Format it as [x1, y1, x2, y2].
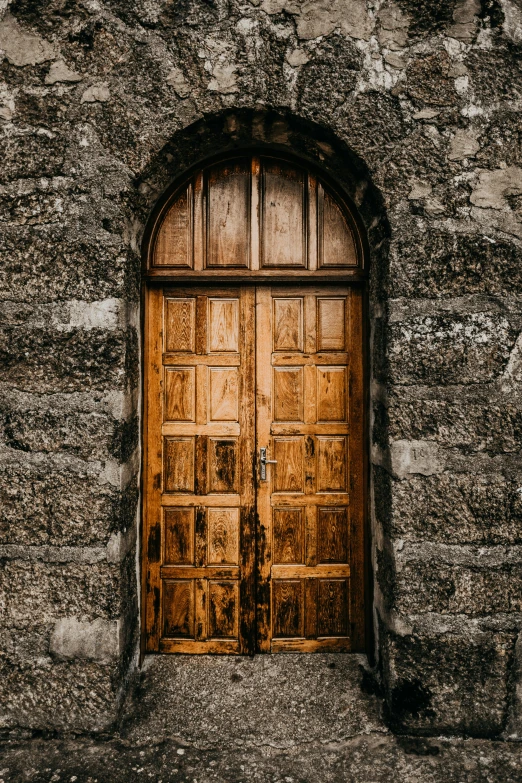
[0, 0, 521, 738]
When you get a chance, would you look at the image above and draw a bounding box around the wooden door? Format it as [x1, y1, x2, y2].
[143, 283, 365, 653]
[256, 286, 365, 652]
[143, 286, 256, 653]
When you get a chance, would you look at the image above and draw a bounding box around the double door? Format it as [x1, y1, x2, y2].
[143, 284, 365, 653]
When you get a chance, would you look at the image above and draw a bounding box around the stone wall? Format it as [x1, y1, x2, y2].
[0, 0, 520, 736]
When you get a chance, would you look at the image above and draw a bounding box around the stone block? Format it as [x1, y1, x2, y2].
[476, 110, 522, 169]
[385, 388, 522, 454]
[388, 313, 518, 385]
[405, 52, 456, 106]
[375, 468, 522, 545]
[50, 617, 120, 662]
[0, 325, 135, 393]
[1, 133, 67, 182]
[395, 561, 522, 615]
[389, 439, 442, 479]
[0, 560, 123, 627]
[342, 91, 409, 170]
[0, 401, 138, 462]
[0, 656, 121, 732]
[381, 625, 516, 735]
[0, 224, 138, 303]
[505, 631, 522, 739]
[389, 224, 522, 299]
[0, 454, 138, 547]
[297, 34, 361, 122]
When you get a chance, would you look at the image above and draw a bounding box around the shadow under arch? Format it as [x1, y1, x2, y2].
[134, 106, 391, 665]
[134, 108, 390, 283]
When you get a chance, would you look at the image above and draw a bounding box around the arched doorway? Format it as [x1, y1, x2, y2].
[142, 153, 367, 654]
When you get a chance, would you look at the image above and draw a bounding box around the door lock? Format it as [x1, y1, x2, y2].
[259, 448, 277, 480]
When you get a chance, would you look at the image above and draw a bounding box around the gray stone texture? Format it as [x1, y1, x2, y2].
[2, 655, 522, 782]
[0, 0, 521, 739]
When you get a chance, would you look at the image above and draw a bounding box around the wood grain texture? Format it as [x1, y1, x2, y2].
[165, 297, 196, 353]
[206, 160, 250, 268]
[149, 155, 363, 278]
[317, 507, 349, 563]
[209, 298, 239, 352]
[164, 508, 194, 565]
[209, 581, 239, 638]
[208, 508, 239, 565]
[317, 367, 346, 422]
[317, 298, 345, 351]
[317, 579, 349, 636]
[154, 185, 192, 268]
[163, 580, 194, 638]
[144, 286, 255, 654]
[144, 167, 367, 655]
[273, 438, 304, 493]
[164, 437, 195, 493]
[273, 368, 303, 422]
[273, 508, 303, 564]
[272, 580, 303, 637]
[257, 287, 356, 652]
[273, 298, 303, 352]
[261, 161, 306, 268]
[165, 368, 195, 422]
[209, 368, 238, 421]
[318, 185, 358, 268]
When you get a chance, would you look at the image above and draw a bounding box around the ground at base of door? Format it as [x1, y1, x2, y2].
[1, 655, 521, 782]
[1, 733, 521, 783]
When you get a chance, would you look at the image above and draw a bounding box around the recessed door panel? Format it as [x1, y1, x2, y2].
[144, 286, 255, 654]
[256, 286, 363, 653]
[145, 154, 366, 656]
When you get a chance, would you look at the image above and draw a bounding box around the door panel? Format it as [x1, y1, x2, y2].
[256, 286, 364, 652]
[143, 286, 255, 654]
[143, 283, 365, 653]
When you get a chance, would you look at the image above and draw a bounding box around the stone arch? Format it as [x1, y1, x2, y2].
[133, 107, 391, 664]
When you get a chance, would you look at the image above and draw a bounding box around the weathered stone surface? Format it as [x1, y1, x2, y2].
[395, 0, 460, 37]
[384, 385, 522, 454]
[0, 454, 138, 547]
[1, 733, 522, 783]
[297, 34, 361, 121]
[388, 439, 443, 479]
[1, 408, 138, 461]
[0, 560, 122, 626]
[3, 655, 522, 780]
[377, 468, 522, 545]
[389, 225, 522, 299]
[395, 559, 522, 615]
[381, 626, 516, 735]
[0, 657, 121, 732]
[0, 13, 55, 67]
[45, 59, 82, 85]
[50, 617, 120, 662]
[0, 0, 521, 739]
[448, 128, 480, 160]
[0, 326, 137, 393]
[0, 225, 139, 303]
[388, 313, 519, 385]
[471, 167, 522, 210]
[404, 52, 457, 106]
[125, 655, 384, 748]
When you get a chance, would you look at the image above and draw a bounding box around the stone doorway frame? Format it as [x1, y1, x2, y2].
[136, 113, 390, 663]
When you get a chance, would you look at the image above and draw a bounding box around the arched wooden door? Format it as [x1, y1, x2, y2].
[142, 155, 367, 654]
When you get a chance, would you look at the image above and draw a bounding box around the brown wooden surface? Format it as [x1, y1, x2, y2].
[255, 286, 364, 653]
[143, 286, 255, 653]
[148, 155, 362, 277]
[142, 155, 366, 655]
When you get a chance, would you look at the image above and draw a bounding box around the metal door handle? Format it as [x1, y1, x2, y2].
[259, 447, 277, 480]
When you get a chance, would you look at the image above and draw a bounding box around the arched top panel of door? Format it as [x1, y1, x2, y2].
[145, 155, 365, 280]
